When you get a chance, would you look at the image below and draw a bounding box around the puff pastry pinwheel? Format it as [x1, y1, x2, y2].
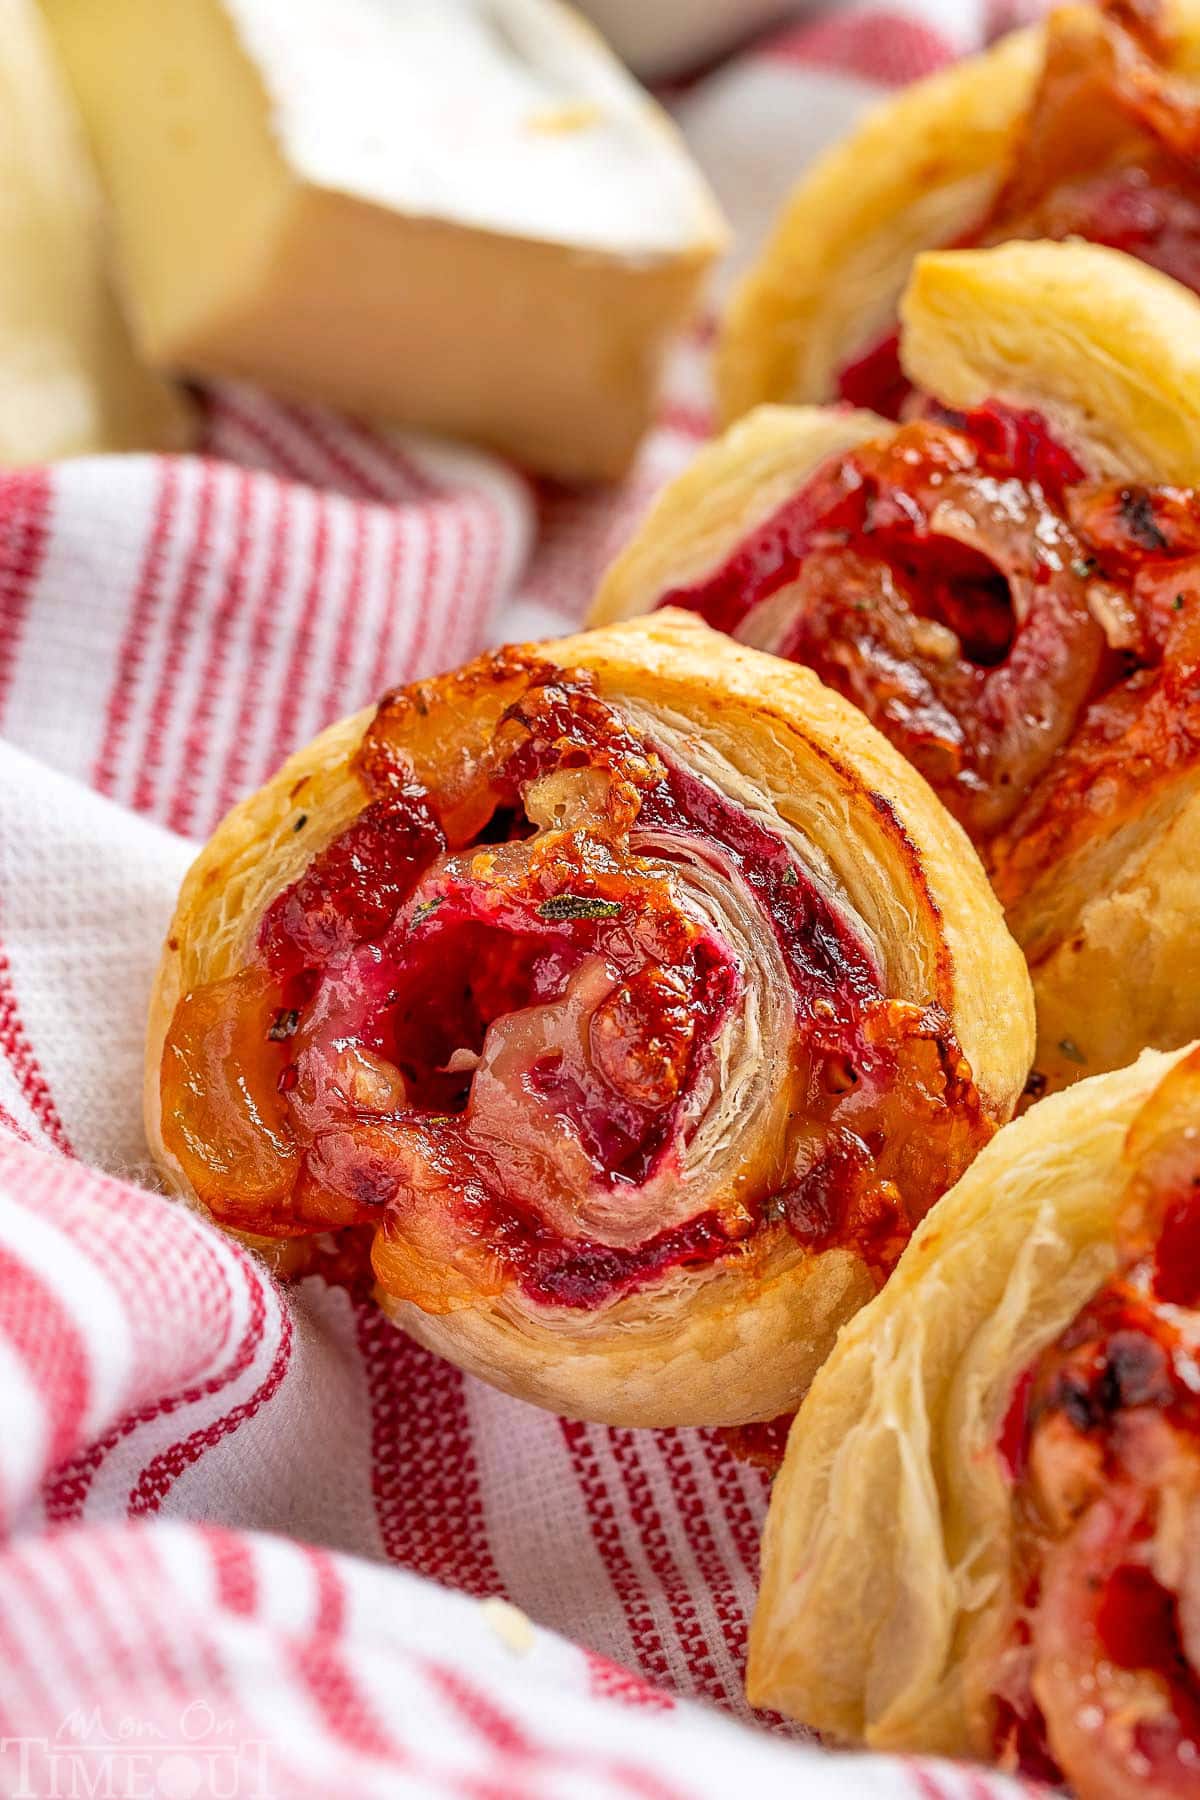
[593, 238, 1200, 1094]
[717, 0, 1200, 423]
[748, 1039, 1200, 1800]
[145, 612, 1030, 1428]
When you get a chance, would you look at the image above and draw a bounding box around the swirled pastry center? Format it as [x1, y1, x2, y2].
[839, 0, 1200, 416]
[660, 407, 1200, 905]
[159, 653, 986, 1314]
[990, 1055, 1200, 1796]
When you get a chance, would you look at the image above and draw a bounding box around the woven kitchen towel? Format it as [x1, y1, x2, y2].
[0, 6, 1044, 1796]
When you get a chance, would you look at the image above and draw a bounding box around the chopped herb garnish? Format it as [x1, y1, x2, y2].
[1071, 557, 1097, 580]
[411, 896, 445, 928]
[782, 866, 799, 888]
[1118, 488, 1170, 553]
[293, 812, 308, 832]
[537, 893, 622, 922]
[267, 1007, 301, 1042]
[1058, 1038, 1086, 1065]
[1175, 594, 1188, 611]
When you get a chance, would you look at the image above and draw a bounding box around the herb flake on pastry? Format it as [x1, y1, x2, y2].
[145, 612, 1031, 1429]
[748, 1038, 1200, 1800]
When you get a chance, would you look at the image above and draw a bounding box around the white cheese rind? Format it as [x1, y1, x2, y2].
[224, 0, 722, 256]
[43, 0, 725, 480]
[0, 0, 189, 463]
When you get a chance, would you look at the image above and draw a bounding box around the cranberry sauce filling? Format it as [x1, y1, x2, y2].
[638, 755, 880, 1002]
[991, 1077, 1200, 1789]
[831, 4, 1200, 417]
[261, 775, 751, 1305]
[988, 481, 1200, 908]
[1022, 162, 1200, 297]
[658, 406, 1105, 840]
[659, 402, 1084, 638]
[259, 786, 445, 984]
[940, 401, 1087, 497]
[478, 1210, 739, 1313]
[836, 329, 910, 420]
[329, 861, 743, 1191]
[662, 402, 1200, 873]
[638, 753, 985, 1277]
[163, 654, 987, 1312]
[718, 1411, 795, 1473]
[996, 1365, 1035, 1484]
[305, 740, 915, 1304]
[346, 853, 749, 1311]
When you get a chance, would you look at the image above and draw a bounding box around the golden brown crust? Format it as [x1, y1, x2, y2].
[1008, 770, 1200, 1093]
[715, 24, 1043, 420]
[902, 239, 1200, 484]
[903, 241, 1200, 1086]
[589, 406, 888, 627]
[594, 244, 1200, 1093]
[382, 1239, 876, 1429]
[146, 611, 1032, 1427]
[747, 1040, 1199, 1750]
[716, 0, 1200, 423]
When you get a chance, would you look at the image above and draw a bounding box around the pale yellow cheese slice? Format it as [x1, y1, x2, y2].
[42, 0, 727, 481]
[0, 0, 189, 463]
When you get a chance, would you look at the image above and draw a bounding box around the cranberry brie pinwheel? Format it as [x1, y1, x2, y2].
[145, 614, 1029, 1428]
[593, 239, 1200, 1093]
[717, 0, 1200, 423]
[749, 1040, 1200, 1800]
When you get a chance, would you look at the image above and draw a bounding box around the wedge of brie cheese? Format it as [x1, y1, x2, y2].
[0, 0, 189, 464]
[42, 0, 726, 481]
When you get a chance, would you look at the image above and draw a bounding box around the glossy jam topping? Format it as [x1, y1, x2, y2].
[836, 1, 1200, 417]
[662, 403, 1085, 632]
[991, 1053, 1200, 1795]
[718, 1411, 794, 1474]
[638, 756, 880, 1002]
[662, 407, 1098, 840]
[661, 406, 1200, 894]
[979, 1, 1197, 268]
[835, 329, 909, 419]
[259, 788, 445, 984]
[161, 652, 987, 1314]
[990, 482, 1200, 912]
[637, 754, 983, 1281]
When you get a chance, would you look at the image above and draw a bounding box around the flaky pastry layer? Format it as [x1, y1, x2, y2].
[146, 612, 1031, 1426]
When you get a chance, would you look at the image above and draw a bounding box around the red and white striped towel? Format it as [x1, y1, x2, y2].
[0, 7, 1046, 1797]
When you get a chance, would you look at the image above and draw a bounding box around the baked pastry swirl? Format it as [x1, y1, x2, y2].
[594, 239, 1200, 1093]
[145, 612, 1030, 1427]
[748, 1040, 1200, 1800]
[717, 0, 1200, 423]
